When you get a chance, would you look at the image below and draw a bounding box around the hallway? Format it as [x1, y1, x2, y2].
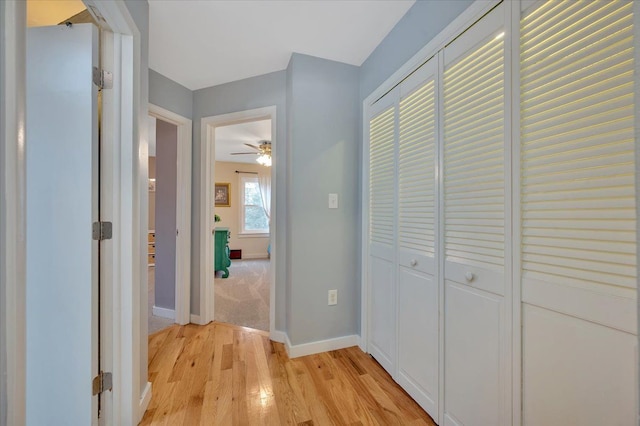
[141, 322, 435, 425]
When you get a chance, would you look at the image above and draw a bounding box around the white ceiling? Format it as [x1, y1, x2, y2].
[215, 119, 272, 164]
[149, 0, 415, 90]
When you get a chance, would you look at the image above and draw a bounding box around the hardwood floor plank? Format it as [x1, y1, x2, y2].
[199, 381, 218, 425]
[214, 370, 233, 426]
[143, 323, 434, 425]
[270, 342, 311, 425]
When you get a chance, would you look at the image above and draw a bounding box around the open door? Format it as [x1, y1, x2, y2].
[26, 23, 100, 424]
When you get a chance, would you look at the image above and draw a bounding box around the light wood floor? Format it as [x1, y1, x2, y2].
[141, 322, 436, 425]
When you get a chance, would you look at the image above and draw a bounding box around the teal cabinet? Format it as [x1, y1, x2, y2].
[214, 227, 231, 278]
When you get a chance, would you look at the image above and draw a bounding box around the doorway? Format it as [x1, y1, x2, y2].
[213, 119, 272, 331]
[200, 106, 277, 333]
[148, 104, 192, 330]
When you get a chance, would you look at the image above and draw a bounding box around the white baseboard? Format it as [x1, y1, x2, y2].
[269, 329, 287, 343]
[190, 314, 202, 325]
[285, 334, 360, 359]
[241, 253, 269, 260]
[152, 305, 175, 320]
[138, 381, 152, 423]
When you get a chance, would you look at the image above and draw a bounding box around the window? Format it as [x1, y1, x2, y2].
[240, 176, 269, 234]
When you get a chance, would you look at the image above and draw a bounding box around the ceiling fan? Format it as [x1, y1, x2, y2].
[231, 140, 272, 166]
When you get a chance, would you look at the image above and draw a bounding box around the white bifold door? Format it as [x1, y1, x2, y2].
[26, 24, 100, 425]
[368, 93, 398, 375]
[366, 1, 637, 425]
[368, 54, 440, 421]
[442, 4, 510, 426]
[396, 57, 439, 418]
[519, 1, 637, 424]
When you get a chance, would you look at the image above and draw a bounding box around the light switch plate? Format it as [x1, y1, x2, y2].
[329, 193, 338, 209]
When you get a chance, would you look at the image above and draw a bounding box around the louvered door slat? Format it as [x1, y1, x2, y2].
[370, 107, 396, 247]
[398, 79, 436, 259]
[443, 13, 505, 296]
[521, 0, 636, 297]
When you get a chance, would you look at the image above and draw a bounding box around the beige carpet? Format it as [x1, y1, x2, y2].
[214, 258, 270, 332]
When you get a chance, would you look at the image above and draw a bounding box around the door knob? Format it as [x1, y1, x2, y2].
[410, 259, 418, 267]
[465, 272, 475, 282]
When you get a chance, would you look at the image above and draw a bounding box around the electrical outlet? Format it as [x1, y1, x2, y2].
[328, 289, 338, 306]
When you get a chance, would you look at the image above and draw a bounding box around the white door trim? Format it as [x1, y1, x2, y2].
[0, 1, 27, 425]
[200, 106, 277, 333]
[148, 104, 192, 326]
[83, 0, 142, 424]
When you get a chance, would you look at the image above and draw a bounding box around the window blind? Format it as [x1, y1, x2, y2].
[520, 0, 636, 290]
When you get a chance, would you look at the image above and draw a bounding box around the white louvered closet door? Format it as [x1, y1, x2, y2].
[520, 1, 637, 425]
[396, 57, 439, 420]
[442, 4, 510, 426]
[368, 92, 398, 375]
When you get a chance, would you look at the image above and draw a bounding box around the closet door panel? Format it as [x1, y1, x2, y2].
[443, 281, 504, 426]
[520, 0, 636, 327]
[397, 267, 438, 417]
[442, 4, 509, 425]
[396, 58, 439, 418]
[368, 97, 397, 375]
[397, 60, 437, 277]
[519, 1, 637, 423]
[522, 304, 637, 426]
[443, 4, 507, 296]
[369, 257, 395, 372]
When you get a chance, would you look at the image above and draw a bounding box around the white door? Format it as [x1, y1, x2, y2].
[395, 57, 439, 420]
[519, 1, 637, 424]
[442, 4, 510, 425]
[26, 23, 100, 425]
[368, 92, 398, 374]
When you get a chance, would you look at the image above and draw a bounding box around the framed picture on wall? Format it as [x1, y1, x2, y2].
[215, 182, 231, 207]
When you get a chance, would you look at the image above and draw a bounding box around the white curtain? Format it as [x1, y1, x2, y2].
[257, 171, 271, 221]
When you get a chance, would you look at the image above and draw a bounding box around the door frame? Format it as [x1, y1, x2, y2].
[148, 104, 192, 325]
[200, 106, 277, 333]
[82, 0, 145, 423]
[0, 2, 27, 425]
[1, 0, 144, 423]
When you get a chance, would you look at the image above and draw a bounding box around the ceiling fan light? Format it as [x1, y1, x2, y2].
[256, 154, 272, 167]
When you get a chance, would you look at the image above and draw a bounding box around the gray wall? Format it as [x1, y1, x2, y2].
[154, 119, 178, 310]
[124, 0, 150, 401]
[359, 0, 473, 101]
[149, 69, 193, 119]
[0, 3, 7, 423]
[286, 53, 360, 344]
[192, 71, 288, 331]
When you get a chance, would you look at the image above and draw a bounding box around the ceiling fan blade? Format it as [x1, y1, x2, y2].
[244, 143, 261, 150]
[230, 152, 258, 155]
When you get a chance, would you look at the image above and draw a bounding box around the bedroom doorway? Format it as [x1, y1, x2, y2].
[200, 106, 277, 333]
